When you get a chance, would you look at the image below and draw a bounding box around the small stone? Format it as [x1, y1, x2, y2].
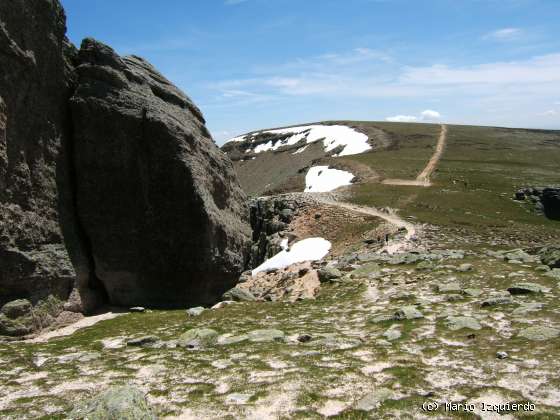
[512, 302, 544, 316]
[481, 292, 513, 307]
[496, 351, 508, 359]
[130, 307, 146, 313]
[318, 267, 343, 283]
[383, 327, 401, 341]
[297, 334, 313, 343]
[394, 306, 423, 320]
[446, 294, 464, 302]
[225, 393, 252, 405]
[126, 336, 158, 347]
[544, 269, 560, 280]
[456, 263, 473, 272]
[445, 316, 482, 331]
[186, 306, 206, 317]
[518, 326, 560, 341]
[436, 282, 462, 293]
[222, 287, 256, 302]
[369, 314, 395, 324]
[507, 282, 546, 295]
[211, 301, 236, 309]
[217, 334, 248, 345]
[462, 288, 483, 297]
[355, 388, 394, 411]
[535, 265, 550, 272]
[70, 386, 156, 419]
[178, 328, 219, 348]
[1, 299, 32, 319]
[247, 329, 285, 343]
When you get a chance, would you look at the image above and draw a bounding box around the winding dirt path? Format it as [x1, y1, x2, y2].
[317, 195, 416, 254]
[382, 124, 447, 187]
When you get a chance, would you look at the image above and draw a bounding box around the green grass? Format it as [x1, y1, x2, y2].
[347, 123, 560, 238]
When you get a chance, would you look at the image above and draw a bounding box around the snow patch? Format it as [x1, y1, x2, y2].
[304, 166, 355, 193]
[251, 237, 331, 275]
[225, 124, 370, 157]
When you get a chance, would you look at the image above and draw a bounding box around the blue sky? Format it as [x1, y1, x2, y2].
[61, 0, 560, 144]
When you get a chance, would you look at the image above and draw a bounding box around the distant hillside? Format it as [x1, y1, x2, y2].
[222, 121, 560, 235]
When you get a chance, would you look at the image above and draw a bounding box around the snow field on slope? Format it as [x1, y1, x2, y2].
[227, 124, 370, 157]
[251, 237, 332, 275]
[304, 166, 355, 193]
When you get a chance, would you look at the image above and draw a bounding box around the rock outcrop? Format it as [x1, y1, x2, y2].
[69, 39, 251, 307]
[514, 186, 560, 220]
[0, 0, 88, 313]
[0, 0, 252, 333]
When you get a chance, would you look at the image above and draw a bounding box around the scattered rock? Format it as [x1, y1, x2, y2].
[211, 301, 237, 310]
[462, 288, 483, 297]
[394, 306, 423, 320]
[225, 393, 253, 405]
[318, 267, 343, 283]
[222, 287, 256, 302]
[126, 336, 158, 347]
[512, 302, 544, 316]
[544, 269, 560, 280]
[539, 245, 560, 268]
[383, 326, 402, 341]
[70, 385, 157, 419]
[445, 316, 482, 331]
[186, 307, 206, 317]
[507, 283, 546, 295]
[436, 282, 462, 293]
[496, 351, 508, 360]
[518, 326, 560, 341]
[1, 299, 32, 319]
[355, 388, 395, 411]
[481, 292, 513, 307]
[247, 329, 285, 343]
[456, 263, 473, 272]
[297, 334, 313, 343]
[218, 334, 249, 345]
[178, 328, 219, 348]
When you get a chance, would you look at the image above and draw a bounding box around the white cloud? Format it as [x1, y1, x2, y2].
[386, 115, 418, 123]
[225, 0, 249, 4]
[484, 27, 523, 41]
[386, 109, 442, 123]
[421, 109, 441, 120]
[542, 110, 557, 116]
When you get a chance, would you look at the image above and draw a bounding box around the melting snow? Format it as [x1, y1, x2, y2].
[225, 124, 370, 157]
[305, 166, 355, 193]
[251, 237, 332, 275]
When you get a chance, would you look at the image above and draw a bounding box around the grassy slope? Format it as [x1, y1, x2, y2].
[347, 123, 560, 238]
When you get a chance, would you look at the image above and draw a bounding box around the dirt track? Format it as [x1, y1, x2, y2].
[317, 195, 416, 254]
[382, 124, 447, 187]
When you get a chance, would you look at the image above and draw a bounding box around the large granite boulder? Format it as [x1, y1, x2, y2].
[0, 0, 97, 313]
[69, 39, 251, 307]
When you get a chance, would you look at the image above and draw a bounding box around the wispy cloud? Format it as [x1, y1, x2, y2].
[225, 0, 249, 5]
[484, 27, 523, 41]
[542, 110, 557, 116]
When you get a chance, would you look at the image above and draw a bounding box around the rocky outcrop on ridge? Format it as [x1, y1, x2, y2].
[515, 186, 560, 220]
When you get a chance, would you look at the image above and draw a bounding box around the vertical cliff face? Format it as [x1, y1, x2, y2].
[0, 0, 82, 310]
[0, 1, 252, 333]
[69, 39, 251, 307]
